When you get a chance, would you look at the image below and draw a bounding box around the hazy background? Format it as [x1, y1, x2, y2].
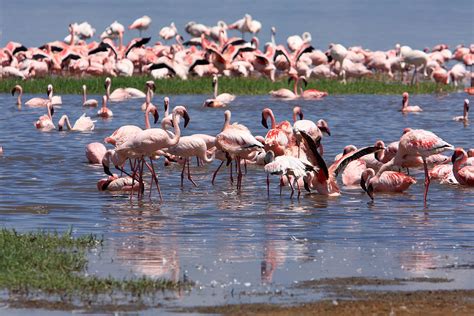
[0, 0, 472, 50]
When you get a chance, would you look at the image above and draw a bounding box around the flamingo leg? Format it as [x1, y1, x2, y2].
[212, 160, 224, 185]
[187, 157, 198, 187]
[244, 160, 247, 175]
[266, 174, 270, 197]
[279, 177, 283, 196]
[237, 157, 243, 190]
[148, 158, 163, 202]
[296, 179, 301, 199]
[422, 157, 430, 207]
[288, 175, 294, 199]
[181, 158, 186, 187]
[411, 67, 417, 85]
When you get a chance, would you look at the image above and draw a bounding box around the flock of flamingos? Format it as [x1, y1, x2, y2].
[1, 14, 473, 208]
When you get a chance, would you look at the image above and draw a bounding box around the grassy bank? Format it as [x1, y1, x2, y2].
[0, 229, 188, 309]
[1, 76, 457, 95]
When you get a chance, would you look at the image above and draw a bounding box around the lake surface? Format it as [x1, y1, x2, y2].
[0, 91, 473, 313]
[1, 0, 473, 50]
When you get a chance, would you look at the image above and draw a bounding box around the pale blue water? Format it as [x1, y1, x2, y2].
[0, 91, 473, 313]
[0, 0, 473, 50]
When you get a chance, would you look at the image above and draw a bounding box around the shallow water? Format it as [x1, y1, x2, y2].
[0, 91, 473, 312]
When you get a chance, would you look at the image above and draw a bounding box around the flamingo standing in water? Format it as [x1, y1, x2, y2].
[82, 85, 98, 107]
[34, 101, 55, 131]
[261, 108, 293, 156]
[129, 16, 151, 37]
[452, 148, 474, 186]
[97, 95, 113, 118]
[11, 85, 22, 106]
[292, 106, 330, 156]
[203, 75, 235, 107]
[374, 129, 454, 206]
[453, 99, 469, 122]
[58, 113, 95, 131]
[360, 168, 416, 199]
[401, 92, 422, 113]
[213, 110, 264, 189]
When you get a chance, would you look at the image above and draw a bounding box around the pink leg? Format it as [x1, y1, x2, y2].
[187, 158, 198, 187]
[212, 160, 224, 185]
[266, 174, 270, 197]
[288, 175, 295, 199]
[423, 158, 430, 207]
[148, 158, 163, 202]
[181, 158, 186, 187]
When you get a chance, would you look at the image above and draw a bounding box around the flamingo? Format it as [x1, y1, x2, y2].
[401, 92, 422, 113]
[11, 84, 22, 106]
[105, 77, 146, 102]
[375, 129, 454, 206]
[25, 84, 62, 107]
[159, 22, 178, 42]
[34, 101, 55, 131]
[452, 148, 474, 186]
[58, 113, 95, 131]
[287, 32, 311, 52]
[86, 142, 107, 164]
[97, 175, 141, 192]
[338, 145, 368, 187]
[162, 121, 215, 187]
[360, 168, 417, 199]
[82, 85, 98, 107]
[264, 150, 315, 198]
[140, 81, 156, 111]
[213, 110, 264, 189]
[103, 106, 190, 200]
[269, 74, 299, 99]
[453, 99, 469, 122]
[129, 16, 151, 37]
[261, 107, 293, 156]
[292, 106, 330, 156]
[97, 95, 113, 118]
[203, 75, 235, 107]
[299, 76, 328, 99]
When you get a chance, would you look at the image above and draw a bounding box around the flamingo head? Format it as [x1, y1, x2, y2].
[164, 96, 170, 110]
[271, 26, 276, 35]
[451, 148, 467, 164]
[465, 99, 470, 112]
[402, 127, 412, 135]
[316, 119, 331, 136]
[104, 77, 111, 89]
[149, 105, 159, 124]
[402, 92, 409, 102]
[298, 76, 308, 88]
[47, 84, 53, 96]
[11, 85, 21, 96]
[264, 150, 275, 165]
[293, 106, 303, 121]
[146, 80, 156, 92]
[57, 115, 66, 131]
[82, 84, 86, 91]
[342, 145, 357, 155]
[173, 106, 190, 128]
[360, 168, 376, 200]
[212, 74, 218, 86]
[261, 108, 273, 129]
[373, 140, 386, 162]
[287, 74, 298, 86]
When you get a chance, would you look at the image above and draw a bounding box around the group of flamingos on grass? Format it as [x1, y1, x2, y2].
[1, 14, 473, 93]
[8, 73, 473, 208]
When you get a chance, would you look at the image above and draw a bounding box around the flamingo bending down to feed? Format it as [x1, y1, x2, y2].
[97, 175, 141, 192]
[97, 95, 113, 118]
[203, 75, 235, 107]
[374, 129, 454, 206]
[264, 150, 315, 198]
[102, 106, 190, 201]
[360, 168, 417, 200]
[452, 148, 474, 186]
[86, 142, 107, 164]
[400, 92, 422, 113]
[453, 99, 469, 122]
[261, 107, 293, 157]
[58, 113, 96, 131]
[213, 110, 264, 189]
[34, 101, 55, 131]
[82, 85, 98, 107]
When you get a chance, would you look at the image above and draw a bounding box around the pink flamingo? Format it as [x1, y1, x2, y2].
[82, 85, 98, 107]
[401, 92, 422, 113]
[292, 106, 330, 156]
[97, 175, 141, 192]
[58, 113, 95, 131]
[453, 99, 469, 122]
[97, 95, 113, 118]
[269, 74, 299, 99]
[25, 84, 61, 107]
[34, 101, 55, 131]
[375, 129, 454, 206]
[129, 16, 151, 37]
[213, 110, 264, 189]
[203, 75, 235, 107]
[338, 145, 368, 187]
[86, 142, 107, 164]
[360, 168, 417, 199]
[105, 77, 146, 102]
[140, 81, 156, 111]
[452, 148, 474, 186]
[261, 108, 293, 156]
[298, 76, 328, 99]
[11, 85, 22, 106]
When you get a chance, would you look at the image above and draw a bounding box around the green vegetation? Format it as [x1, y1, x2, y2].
[1, 76, 457, 95]
[0, 228, 188, 309]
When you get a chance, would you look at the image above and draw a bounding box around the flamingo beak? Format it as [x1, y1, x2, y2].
[298, 112, 303, 120]
[360, 177, 367, 192]
[322, 127, 331, 136]
[58, 124, 63, 131]
[302, 78, 308, 87]
[367, 184, 374, 200]
[150, 82, 156, 92]
[451, 153, 457, 164]
[183, 110, 190, 128]
[103, 163, 113, 176]
[11, 87, 16, 96]
[101, 179, 112, 191]
[50, 106, 55, 116]
[287, 76, 293, 86]
[261, 113, 268, 129]
[153, 110, 159, 124]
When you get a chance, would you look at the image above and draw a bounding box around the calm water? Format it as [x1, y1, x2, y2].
[1, 0, 473, 50]
[0, 91, 473, 312]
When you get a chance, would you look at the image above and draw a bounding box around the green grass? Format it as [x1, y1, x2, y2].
[0, 228, 188, 305]
[1, 76, 457, 95]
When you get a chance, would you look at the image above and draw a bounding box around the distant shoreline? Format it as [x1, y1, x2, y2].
[1, 76, 458, 95]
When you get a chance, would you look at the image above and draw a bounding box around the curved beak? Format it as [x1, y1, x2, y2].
[11, 87, 16, 96]
[50, 106, 55, 117]
[301, 77, 308, 87]
[367, 184, 374, 200]
[360, 177, 367, 192]
[150, 82, 156, 92]
[153, 110, 159, 124]
[103, 163, 113, 176]
[183, 110, 190, 128]
[321, 127, 331, 136]
[451, 153, 457, 164]
[261, 113, 268, 129]
[287, 76, 294, 86]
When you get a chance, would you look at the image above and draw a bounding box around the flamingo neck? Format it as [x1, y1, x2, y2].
[47, 104, 53, 120]
[376, 158, 395, 177]
[145, 107, 152, 129]
[64, 115, 72, 130]
[170, 112, 181, 145]
[213, 79, 218, 98]
[82, 88, 87, 103]
[17, 91, 22, 105]
[293, 78, 298, 96]
[69, 28, 75, 46]
[464, 105, 469, 120]
[118, 32, 123, 52]
[402, 98, 408, 109]
[222, 112, 231, 131]
[267, 110, 276, 129]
